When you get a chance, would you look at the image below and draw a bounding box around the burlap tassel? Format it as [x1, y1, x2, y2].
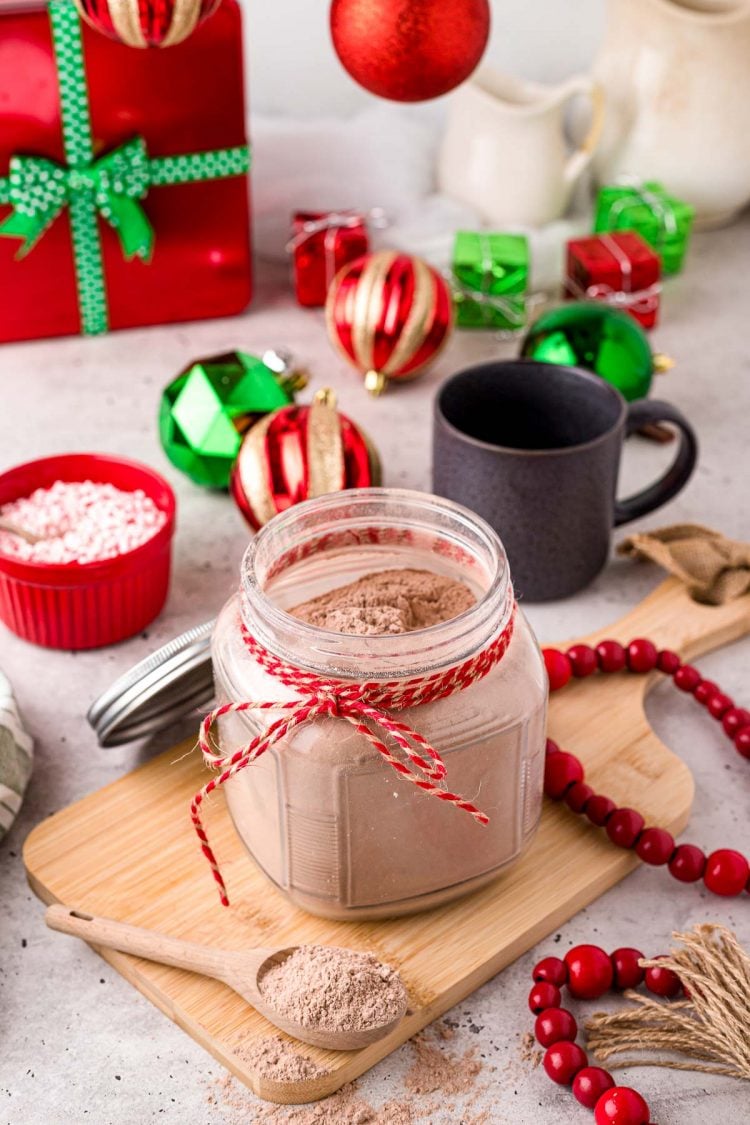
[585, 925, 750, 1080]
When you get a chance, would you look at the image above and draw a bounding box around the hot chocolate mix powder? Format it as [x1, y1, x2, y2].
[290, 568, 476, 636]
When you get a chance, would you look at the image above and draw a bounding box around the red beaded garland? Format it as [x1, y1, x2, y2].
[596, 639, 627, 673]
[573, 1066, 616, 1110]
[528, 981, 561, 1013]
[694, 679, 719, 704]
[568, 643, 598, 677]
[533, 956, 568, 986]
[566, 781, 594, 814]
[735, 728, 750, 759]
[723, 707, 750, 737]
[543, 1040, 588, 1084]
[606, 808, 645, 849]
[610, 947, 645, 990]
[586, 794, 617, 827]
[542, 637, 749, 899]
[626, 638, 658, 673]
[644, 958, 682, 998]
[668, 844, 706, 882]
[674, 664, 701, 692]
[635, 827, 674, 866]
[594, 1086, 650, 1124]
[656, 648, 680, 674]
[544, 647, 573, 691]
[544, 751, 584, 799]
[707, 692, 733, 719]
[565, 945, 614, 1000]
[703, 849, 750, 896]
[534, 1006, 577, 1047]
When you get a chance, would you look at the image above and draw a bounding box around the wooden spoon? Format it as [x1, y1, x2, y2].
[0, 518, 41, 545]
[45, 904, 407, 1050]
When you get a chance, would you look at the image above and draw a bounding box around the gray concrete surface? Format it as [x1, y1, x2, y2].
[1, 223, 749, 1124]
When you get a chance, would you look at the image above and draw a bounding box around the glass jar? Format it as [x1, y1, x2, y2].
[211, 488, 547, 920]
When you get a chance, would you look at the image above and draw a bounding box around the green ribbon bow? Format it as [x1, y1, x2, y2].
[0, 0, 250, 335]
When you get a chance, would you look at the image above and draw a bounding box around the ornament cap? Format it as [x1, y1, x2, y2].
[653, 353, 675, 374]
[313, 387, 338, 408]
[364, 369, 388, 396]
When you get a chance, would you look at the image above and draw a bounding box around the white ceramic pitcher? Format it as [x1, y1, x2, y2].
[593, 0, 750, 225]
[438, 68, 605, 228]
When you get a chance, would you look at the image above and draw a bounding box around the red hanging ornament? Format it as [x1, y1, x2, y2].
[329, 0, 491, 102]
[325, 250, 454, 396]
[231, 388, 381, 530]
[74, 0, 221, 47]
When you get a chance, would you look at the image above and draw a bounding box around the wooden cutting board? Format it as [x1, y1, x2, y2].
[23, 578, 750, 1105]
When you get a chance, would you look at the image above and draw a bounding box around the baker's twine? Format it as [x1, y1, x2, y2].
[191, 601, 517, 906]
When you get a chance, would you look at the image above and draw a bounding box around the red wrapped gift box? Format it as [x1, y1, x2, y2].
[290, 211, 369, 307]
[0, 0, 251, 343]
[565, 231, 661, 330]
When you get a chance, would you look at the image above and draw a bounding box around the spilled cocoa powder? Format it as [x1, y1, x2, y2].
[206, 1021, 492, 1124]
[258, 945, 407, 1032]
[289, 568, 476, 636]
[230, 1032, 328, 1082]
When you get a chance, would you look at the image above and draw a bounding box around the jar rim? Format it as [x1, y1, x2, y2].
[239, 488, 512, 679]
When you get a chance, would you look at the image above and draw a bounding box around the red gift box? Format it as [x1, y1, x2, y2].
[565, 231, 661, 330]
[0, 0, 251, 343]
[290, 210, 369, 307]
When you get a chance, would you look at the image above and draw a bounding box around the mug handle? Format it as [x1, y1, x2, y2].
[562, 76, 606, 186]
[614, 400, 698, 526]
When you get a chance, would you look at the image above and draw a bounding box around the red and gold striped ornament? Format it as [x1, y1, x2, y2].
[325, 250, 453, 396]
[74, 0, 221, 47]
[231, 388, 381, 530]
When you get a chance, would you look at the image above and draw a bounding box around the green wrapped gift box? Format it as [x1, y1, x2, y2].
[451, 232, 529, 330]
[594, 182, 694, 275]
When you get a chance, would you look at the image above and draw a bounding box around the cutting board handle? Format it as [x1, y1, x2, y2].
[572, 577, 750, 661]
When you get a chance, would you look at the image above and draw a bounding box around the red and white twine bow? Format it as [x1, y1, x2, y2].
[192, 603, 516, 906]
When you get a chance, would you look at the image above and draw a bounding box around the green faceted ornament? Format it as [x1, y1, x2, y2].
[159, 350, 307, 489]
[520, 302, 671, 402]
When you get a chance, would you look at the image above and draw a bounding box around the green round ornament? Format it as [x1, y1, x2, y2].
[159, 350, 307, 489]
[520, 302, 670, 402]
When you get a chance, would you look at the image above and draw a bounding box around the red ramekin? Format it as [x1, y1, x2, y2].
[0, 453, 176, 650]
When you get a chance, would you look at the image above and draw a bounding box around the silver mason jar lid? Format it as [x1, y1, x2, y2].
[87, 620, 215, 747]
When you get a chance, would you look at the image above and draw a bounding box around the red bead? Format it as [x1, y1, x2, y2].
[586, 794, 617, 827]
[544, 751, 584, 799]
[656, 649, 681, 675]
[611, 947, 645, 990]
[606, 808, 645, 849]
[645, 958, 682, 998]
[565, 782, 594, 814]
[596, 640, 626, 673]
[528, 981, 561, 1013]
[573, 1066, 615, 1110]
[544, 648, 572, 691]
[627, 638, 658, 674]
[668, 844, 706, 882]
[543, 1040, 588, 1085]
[635, 827, 674, 866]
[707, 692, 733, 719]
[533, 956, 568, 986]
[703, 849, 750, 896]
[567, 643, 598, 678]
[694, 679, 719, 704]
[545, 737, 559, 755]
[565, 944, 614, 1000]
[534, 1006, 577, 1047]
[723, 707, 750, 738]
[594, 1086, 650, 1124]
[674, 664, 701, 692]
[735, 728, 750, 759]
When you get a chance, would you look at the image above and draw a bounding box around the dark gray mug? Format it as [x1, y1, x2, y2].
[433, 360, 698, 601]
